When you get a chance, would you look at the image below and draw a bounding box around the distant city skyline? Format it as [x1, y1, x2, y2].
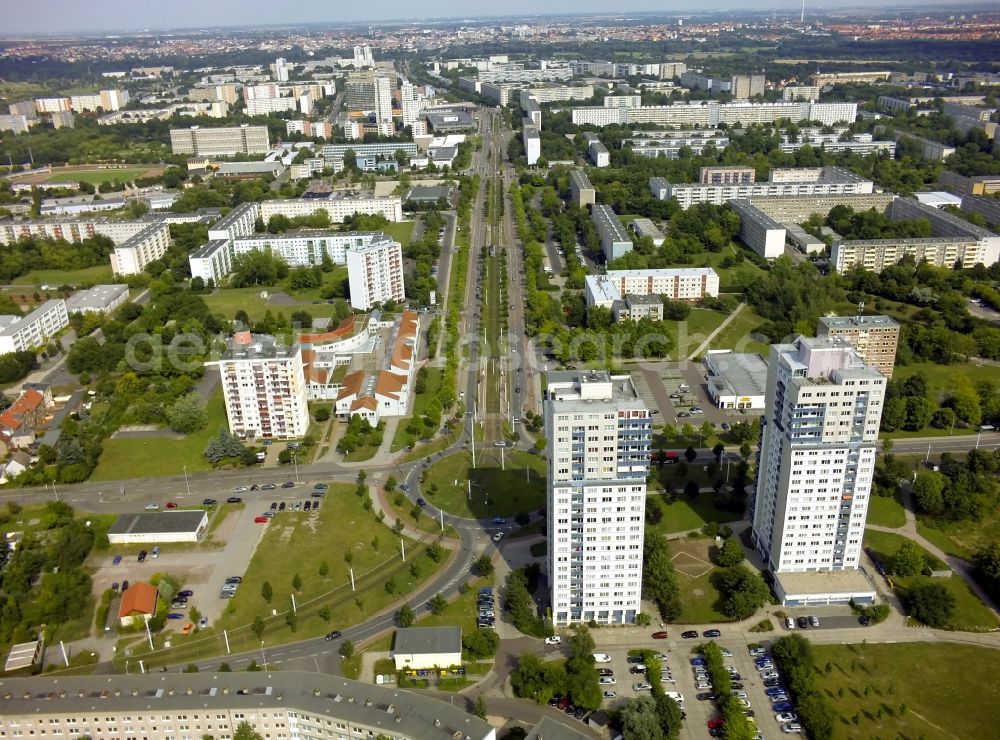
[3, 0, 989, 35]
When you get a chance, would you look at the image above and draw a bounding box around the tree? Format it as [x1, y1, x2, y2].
[429, 594, 447, 615]
[385, 476, 397, 492]
[314, 407, 331, 422]
[463, 627, 500, 659]
[715, 538, 745, 567]
[261, 581, 273, 603]
[511, 652, 567, 703]
[397, 604, 415, 627]
[166, 393, 208, 433]
[892, 540, 926, 577]
[251, 616, 265, 639]
[716, 565, 771, 620]
[339, 639, 355, 659]
[912, 471, 946, 516]
[684, 445, 698, 463]
[234, 721, 264, 740]
[643, 529, 682, 621]
[683, 480, 700, 499]
[473, 695, 488, 719]
[475, 553, 494, 577]
[620, 696, 666, 740]
[292, 573, 302, 591]
[975, 541, 1000, 599]
[904, 582, 955, 627]
[319, 560, 329, 577]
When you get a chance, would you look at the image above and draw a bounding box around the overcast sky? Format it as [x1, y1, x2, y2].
[4, 0, 976, 35]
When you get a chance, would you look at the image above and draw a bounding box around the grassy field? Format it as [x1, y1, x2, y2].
[915, 520, 976, 561]
[670, 536, 736, 624]
[866, 494, 907, 529]
[422, 450, 546, 519]
[382, 220, 415, 246]
[703, 306, 769, 356]
[864, 529, 998, 631]
[893, 362, 1000, 402]
[116, 484, 447, 666]
[665, 309, 729, 360]
[10, 264, 116, 287]
[391, 367, 444, 451]
[91, 388, 228, 481]
[385, 490, 459, 538]
[648, 491, 741, 534]
[45, 167, 158, 185]
[810, 642, 1000, 740]
[415, 575, 493, 635]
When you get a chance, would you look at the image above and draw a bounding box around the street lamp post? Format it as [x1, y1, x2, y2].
[183, 465, 191, 497]
[292, 452, 299, 483]
[260, 641, 268, 672]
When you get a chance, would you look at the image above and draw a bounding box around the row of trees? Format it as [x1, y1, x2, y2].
[510, 626, 602, 711]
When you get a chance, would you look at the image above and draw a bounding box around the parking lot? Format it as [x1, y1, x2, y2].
[631, 364, 764, 432]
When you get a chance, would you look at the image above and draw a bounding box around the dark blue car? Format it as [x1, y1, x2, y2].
[772, 701, 794, 712]
[765, 687, 787, 697]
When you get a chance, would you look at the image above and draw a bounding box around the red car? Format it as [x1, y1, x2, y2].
[166, 502, 178, 509]
[707, 719, 725, 729]
[254, 516, 269, 523]
[651, 631, 669, 639]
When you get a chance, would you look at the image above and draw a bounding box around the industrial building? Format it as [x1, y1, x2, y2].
[391, 627, 463, 671]
[107, 510, 209, 544]
[64, 284, 130, 314]
[544, 370, 650, 626]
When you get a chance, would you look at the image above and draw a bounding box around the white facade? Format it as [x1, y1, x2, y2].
[585, 268, 719, 308]
[346, 238, 405, 310]
[110, 222, 172, 276]
[246, 97, 297, 115]
[107, 511, 209, 545]
[0, 299, 69, 353]
[211, 336, 310, 440]
[523, 126, 541, 165]
[752, 337, 886, 577]
[169, 125, 270, 155]
[656, 167, 873, 209]
[572, 101, 856, 128]
[591, 205, 633, 262]
[545, 371, 650, 626]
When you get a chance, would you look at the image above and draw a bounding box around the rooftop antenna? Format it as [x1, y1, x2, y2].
[800, 0, 805, 23]
[858, 300, 865, 315]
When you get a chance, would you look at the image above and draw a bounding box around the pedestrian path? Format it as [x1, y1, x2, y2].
[687, 302, 745, 360]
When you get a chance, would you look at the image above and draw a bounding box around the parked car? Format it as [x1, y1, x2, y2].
[782, 723, 803, 735]
[775, 712, 799, 724]
[416, 498, 427, 507]
[544, 636, 561, 645]
[121, 580, 129, 591]
[603, 691, 617, 699]
[282, 481, 295, 488]
[312, 501, 320, 511]
[166, 502, 178, 509]
[314, 483, 328, 491]
[279, 502, 286, 511]
[303, 500, 311, 511]
[796, 616, 809, 628]
[703, 629, 721, 638]
[593, 653, 612, 663]
[250, 484, 258, 491]
[144, 504, 159, 511]
[167, 613, 185, 620]
[749, 647, 766, 657]
[233, 486, 248, 494]
[809, 615, 820, 627]
[772, 701, 794, 712]
[225, 577, 242, 584]
[262, 483, 276, 490]
[112, 555, 122, 566]
[761, 671, 780, 680]
[170, 600, 188, 610]
[598, 676, 616, 685]
[254, 516, 269, 523]
[151, 546, 160, 558]
[226, 497, 242, 504]
[632, 682, 652, 691]
[682, 630, 699, 639]
[111, 582, 120, 593]
[492, 532, 504, 542]
[137, 550, 147, 562]
[202, 498, 217, 506]
[325, 630, 343, 641]
[651, 631, 669, 639]
[690, 657, 707, 666]
[198, 616, 209, 629]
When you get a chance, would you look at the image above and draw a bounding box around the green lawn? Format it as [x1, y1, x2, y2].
[665, 308, 729, 360]
[11, 264, 115, 287]
[117, 484, 447, 667]
[703, 306, 769, 356]
[391, 367, 444, 451]
[866, 494, 907, 529]
[670, 536, 736, 624]
[422, 450, 546, 519]
[648, 492, 740, 534]
[893, 362, 1000, 403]
[810, 642, 1000, 740]
[91, 388, 228, 481]
[915, 520, 975, 561]
[864, 529, 997, 631]
[415, 575, 494, 635]
[385, 489, 459, 538]
[46, 168, 156, 185]
[382, 220, 415, 246]
[201, 277, 349, 323]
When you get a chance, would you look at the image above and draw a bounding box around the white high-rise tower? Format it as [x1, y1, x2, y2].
[751, 336, 886, 604]
[544, 371, 651, 626]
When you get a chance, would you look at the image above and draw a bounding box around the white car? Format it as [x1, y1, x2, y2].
[599, 676, 616, 685]
[720, 648, 733, 657]
[144, 504, 159, 511]
[775, 712, 799, 724]
[760, 670, 780, 680]
[544, 636, 561, 645]
[749, 647, 767, 657]
[632, 682, 652, 691]
[782, 723, 803, 734]
[593, 653, 612, 663]
[492, 532, 504, 542]
[695, 681, 712, 690]
[603, 691, 617, 699]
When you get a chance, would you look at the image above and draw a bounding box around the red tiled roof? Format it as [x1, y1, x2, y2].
[375, 370, 406, 400]
[118, 582, 158, 619]
[336, 370, 365, 401]
[0, 389, 45, 434]
[298, 315, 356, 345]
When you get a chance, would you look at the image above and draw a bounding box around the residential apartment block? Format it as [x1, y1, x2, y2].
[591, 205, 633, 262]
[783, 85, 820, 101]
[730, 73, 765, 99]
[728, 199, 787, 259]
[700, 165, 755, 185]
[0, 299, 69, 354]
[211, 332, 310, 440]
[652, 167, 873, 209]
[0, 114, 30, 135]
[751, 336, 885, 605]
[0, 672, 494, 740]
[523, 124, 541, 166]
[544, 370, 651, 626]
[585, 268, 720, 312]
[831, 236, 987, 272]
[817, 315, 900, 379]
[572, 101, 856, 128]
[569, 169, 596, 208]
[169, 124, 270, 155]
[110, 221, 172, 276]
[346, 237, 405, 310]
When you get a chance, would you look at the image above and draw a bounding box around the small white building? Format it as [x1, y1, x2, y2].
[64, 284, 130, 314]
[392, 627, 462, 671]
[107, 510, 209, 545]
[703, 351, 769, 410]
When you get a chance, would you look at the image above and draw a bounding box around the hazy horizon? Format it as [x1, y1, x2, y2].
[4, 0, 993, 35]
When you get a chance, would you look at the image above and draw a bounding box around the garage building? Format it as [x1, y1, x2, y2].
[392, 626, 462, 671]
[107, 510, 208, 544]
[703, 350, 768, 410]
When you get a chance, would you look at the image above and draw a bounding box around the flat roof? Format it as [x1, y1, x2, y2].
[0, 671, 492, 740]
[4, 641, 41, 672]
[775, 569, 875, 596]
[402, 186, 452, 202]
[108, 510, 207, 536]
[706, 352, 769, 398]
[525, 716, 596, 740]
[591, 205, 630, 243]
[818, 314, 900, 331]
[0, 299, 65, 339]
[64, 284, 129, 312]
[393, 627, 461, 656]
